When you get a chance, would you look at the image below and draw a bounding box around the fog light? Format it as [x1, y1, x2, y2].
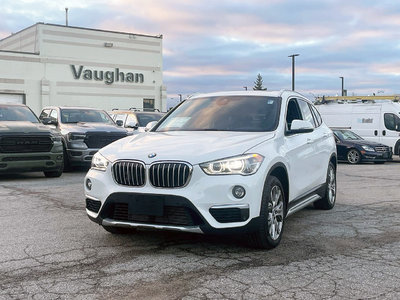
[86, 178, 92, 190]
[232, 185, 246, 199]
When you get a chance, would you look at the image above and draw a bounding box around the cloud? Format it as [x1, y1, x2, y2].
[1, 0, 400, 97]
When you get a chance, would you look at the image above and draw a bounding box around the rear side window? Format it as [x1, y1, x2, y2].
[310, 104, 322, 127]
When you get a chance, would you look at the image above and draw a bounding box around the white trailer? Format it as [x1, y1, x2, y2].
[316, 101, 400, 156]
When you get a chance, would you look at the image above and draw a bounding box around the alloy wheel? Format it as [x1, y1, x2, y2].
[327, 165, 336, 205]
[267, 185, 284, 240]
[347, 149, 360, 164]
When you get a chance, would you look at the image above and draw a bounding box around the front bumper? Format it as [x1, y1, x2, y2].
[66, 148, 99, 165]
[360, 150, 393, 162]
[84, 164, 265, 232]
[0, 152, 63, 173]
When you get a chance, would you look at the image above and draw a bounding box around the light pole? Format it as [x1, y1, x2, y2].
[339, 76, 344, 96]
[178, 94, 182, 102]
[288, 54, 299, 91]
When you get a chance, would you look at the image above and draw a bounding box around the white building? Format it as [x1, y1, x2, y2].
[0, 23, 166, 114]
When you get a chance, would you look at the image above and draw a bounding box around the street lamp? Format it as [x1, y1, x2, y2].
[243, 86, 248, 91]
[288, 54, 299, 91]
[339, 77, 344, 96]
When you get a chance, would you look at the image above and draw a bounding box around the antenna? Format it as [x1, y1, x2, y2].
[65, 8, 69, 26]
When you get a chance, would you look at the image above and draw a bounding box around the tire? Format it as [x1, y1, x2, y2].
[347, 149, 361, 164]
[314, 162, 336, 210]
[248, 176, 286, 249]
[43, 161, 64, 178]
[63, 144, 72, 172]
[102, 225, 135, 234]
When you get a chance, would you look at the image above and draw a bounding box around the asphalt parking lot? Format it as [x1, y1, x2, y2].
[0, 161, 399, 299]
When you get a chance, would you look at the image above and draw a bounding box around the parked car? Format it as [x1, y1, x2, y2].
[0, 103, 63, 177]
[109, 108, 165, 133]
[39, 106, 128, 170]
[84, 91, 337, 249]
[332, 128, 392, 164]
[316, 100, 400, 157]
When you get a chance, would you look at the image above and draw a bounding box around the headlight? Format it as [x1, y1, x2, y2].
[200, 154, 264, 175]
[51, 135, 62, 143]
[361, 145, 375, 152]
[67, 133, 86, 141]
[91, 152, 110, 171]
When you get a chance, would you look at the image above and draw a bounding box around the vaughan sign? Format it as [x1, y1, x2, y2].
[70, 65, 144, 85]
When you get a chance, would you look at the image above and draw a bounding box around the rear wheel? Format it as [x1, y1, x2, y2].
[347, 149, 361, 164]
[102, 225, 135, 234]
[314, 162, 336, 210]
[248, 176, 286, 249]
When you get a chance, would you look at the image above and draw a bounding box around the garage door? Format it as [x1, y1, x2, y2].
[0, 93, 24, 104]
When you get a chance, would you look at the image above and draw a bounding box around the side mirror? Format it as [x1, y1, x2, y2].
[287, 120, 314, 135]
[115, 120, 123, 126]
[42, 117, 57, 126]
[126, 121, 139, 129]
[145, 121, 158, 132]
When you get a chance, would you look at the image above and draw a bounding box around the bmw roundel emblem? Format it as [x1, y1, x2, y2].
[148, 153, 157, 158]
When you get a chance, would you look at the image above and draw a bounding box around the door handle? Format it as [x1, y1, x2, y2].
[307, 138, 314, 144]
[374, 130, 378, 136]
[382, 130, 386, 136]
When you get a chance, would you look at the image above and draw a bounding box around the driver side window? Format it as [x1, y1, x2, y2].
[286, 98, 302, 130]
[126, 114, 138, 127]
[50, 109, 58, 122]
[384, 113, 400, 131]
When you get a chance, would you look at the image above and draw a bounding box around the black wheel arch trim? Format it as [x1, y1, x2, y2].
[265, 162, 289, 211]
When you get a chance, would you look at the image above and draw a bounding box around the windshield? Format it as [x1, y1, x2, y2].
[137, 113, 164, 126]
[0, 106, 39, 123]
[156, 96, 281, 132]
[334, 129, 363, 141]
[60, 109, 114, 124]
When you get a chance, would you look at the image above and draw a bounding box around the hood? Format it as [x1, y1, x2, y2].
[100, 131, 275, 165]
[60, 122, 127, 134]
[0, 121, 56, 135]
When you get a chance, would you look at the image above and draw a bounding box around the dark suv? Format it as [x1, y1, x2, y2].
[109, 108, 165, 133]
[332, 129, 392, 164]
[39, 106, 128, 170]
[0, 103, 63, 177]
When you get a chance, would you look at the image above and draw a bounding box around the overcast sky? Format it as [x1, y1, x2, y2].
[1, 0, 400, 105]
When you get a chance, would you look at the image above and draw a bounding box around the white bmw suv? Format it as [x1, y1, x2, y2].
[85, 90, 337, 248]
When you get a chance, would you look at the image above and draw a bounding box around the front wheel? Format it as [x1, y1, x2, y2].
[248, 176, 286, 249]
[314, 162, 336, 210]
[347, 149, 361, 164]
[63, 144, 72, 172]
